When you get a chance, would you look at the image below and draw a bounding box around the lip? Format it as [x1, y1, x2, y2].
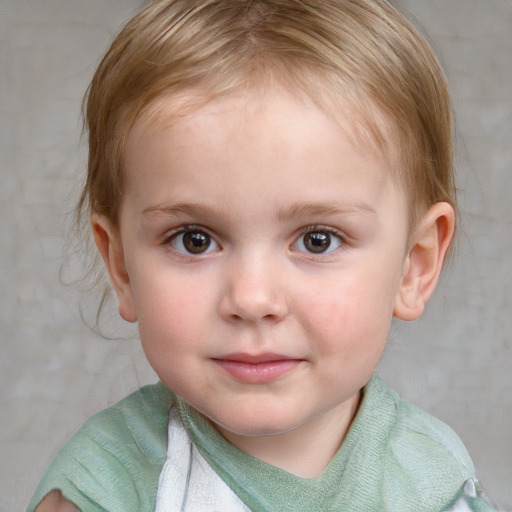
[213, 353, 302, 384]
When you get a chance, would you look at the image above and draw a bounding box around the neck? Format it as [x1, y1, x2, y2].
[218, 390, 362, 479]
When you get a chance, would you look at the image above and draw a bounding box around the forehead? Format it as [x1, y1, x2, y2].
[127, 86, 399, 171]
[122, 89, 407, 224]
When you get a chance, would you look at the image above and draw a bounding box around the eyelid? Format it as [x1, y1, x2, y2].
[302, 224, 343, 235]
[301, 224, 347, 242]
[163, 223, 205, 240]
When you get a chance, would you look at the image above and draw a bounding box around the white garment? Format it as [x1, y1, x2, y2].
[155, 407, 251, 512]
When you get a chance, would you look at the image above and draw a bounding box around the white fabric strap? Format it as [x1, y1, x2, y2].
[155, 407, 251, 512]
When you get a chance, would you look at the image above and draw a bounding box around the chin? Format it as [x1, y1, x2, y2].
[213, 412, 302, 439]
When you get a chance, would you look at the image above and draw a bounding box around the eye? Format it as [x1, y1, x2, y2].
[171, 229, 219, 255]
[294, 229, 343, 254]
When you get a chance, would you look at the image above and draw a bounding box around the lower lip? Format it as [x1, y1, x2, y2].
[214, 359, 301, 384]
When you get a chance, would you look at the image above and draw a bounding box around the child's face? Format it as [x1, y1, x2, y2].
[104, 89, 413, 451]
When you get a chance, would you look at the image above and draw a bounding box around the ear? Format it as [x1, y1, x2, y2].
[393, 202, 455, 321]
[91, 214, 137, 323]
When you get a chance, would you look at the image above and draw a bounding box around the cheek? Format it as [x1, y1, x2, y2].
[298, 270, 397, 352]
[131, 272, 214, 362]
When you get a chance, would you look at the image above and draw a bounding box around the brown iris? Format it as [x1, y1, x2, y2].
[183, 231, 211, 254]
[303, 232, 331, 253]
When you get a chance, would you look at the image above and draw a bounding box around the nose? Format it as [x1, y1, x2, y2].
[218, 253, 288, 324]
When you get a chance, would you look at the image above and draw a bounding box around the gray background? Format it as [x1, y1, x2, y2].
[1, 1, 511, 510]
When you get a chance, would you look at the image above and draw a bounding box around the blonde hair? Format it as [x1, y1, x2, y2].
[80, 0, 454, 233]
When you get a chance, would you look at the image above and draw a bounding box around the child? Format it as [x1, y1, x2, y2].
[29, 0, 498, 511]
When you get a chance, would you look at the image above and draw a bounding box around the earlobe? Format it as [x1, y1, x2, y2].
[91, 214, 137, 323]
[393, 202, 455, 321]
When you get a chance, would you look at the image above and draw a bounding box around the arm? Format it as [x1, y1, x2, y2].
[443, 479, 500, 512]
[35, 490, 79, 512]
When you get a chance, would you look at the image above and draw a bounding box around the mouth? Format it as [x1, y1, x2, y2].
[212, 353, 303, 384]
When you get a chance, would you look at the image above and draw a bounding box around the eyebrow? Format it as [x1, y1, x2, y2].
[142, 202, 229, 218]
[275, 201, 377, 221]
[143, 201, 376, 220]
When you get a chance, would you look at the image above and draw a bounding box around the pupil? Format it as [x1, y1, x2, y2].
[183, 232, 210, 253]
[305, 232, 330, 253]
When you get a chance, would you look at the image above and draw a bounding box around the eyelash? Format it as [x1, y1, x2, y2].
[163, 224, 347, 258]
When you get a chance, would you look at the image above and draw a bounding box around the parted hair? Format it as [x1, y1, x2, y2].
[80, 0, 455, 233]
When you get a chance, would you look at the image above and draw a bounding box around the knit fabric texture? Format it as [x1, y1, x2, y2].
[27, 375, 494, 512]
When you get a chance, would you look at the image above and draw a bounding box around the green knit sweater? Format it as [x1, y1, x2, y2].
[27, 376, 493, 512]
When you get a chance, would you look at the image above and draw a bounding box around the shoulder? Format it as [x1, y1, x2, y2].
[78, 380, 174, 448]
[27, 382, 174, 512]
[363, 375, 476, 511]
[383, 378, 475, 477]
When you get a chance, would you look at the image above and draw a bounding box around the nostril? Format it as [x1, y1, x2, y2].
[220, 289, 288, 323]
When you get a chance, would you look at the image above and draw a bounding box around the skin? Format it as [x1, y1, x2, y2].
[96, 88, 454, 475]
[37, 87, 455, 511]
[35, 490, 78, 512]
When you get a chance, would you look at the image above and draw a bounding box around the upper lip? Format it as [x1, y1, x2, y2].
[213, 353, 297, 364]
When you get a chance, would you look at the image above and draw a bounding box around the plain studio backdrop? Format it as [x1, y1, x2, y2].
[1, 1, 511, 511]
